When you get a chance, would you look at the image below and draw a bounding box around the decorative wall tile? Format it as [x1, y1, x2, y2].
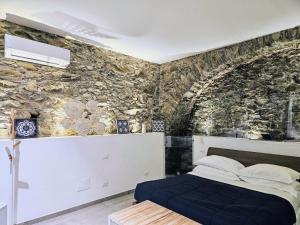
[15, 119, 38, 139]
[116, 120, 129, 134]
[152, 120, 165, 132]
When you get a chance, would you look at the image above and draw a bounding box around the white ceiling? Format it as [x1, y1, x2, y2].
[1, 0, 300, 64]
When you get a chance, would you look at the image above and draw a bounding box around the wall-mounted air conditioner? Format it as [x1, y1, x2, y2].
[4, 34, 70, 68]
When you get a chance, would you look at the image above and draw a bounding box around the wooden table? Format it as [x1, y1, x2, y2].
[108, 200, 200, 225]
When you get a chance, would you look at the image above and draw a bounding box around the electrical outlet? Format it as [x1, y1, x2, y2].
[77, 178, 91, 192]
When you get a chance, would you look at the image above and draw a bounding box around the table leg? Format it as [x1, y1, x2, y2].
[108, 215, 111, 225]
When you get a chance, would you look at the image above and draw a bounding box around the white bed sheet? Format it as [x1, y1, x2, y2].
[189, 171, 300, 224]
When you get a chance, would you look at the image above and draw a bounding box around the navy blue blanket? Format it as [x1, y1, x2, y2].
[135, 174, 296, 225]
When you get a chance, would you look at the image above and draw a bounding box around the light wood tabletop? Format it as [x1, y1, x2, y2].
[108, 200, 201, 225]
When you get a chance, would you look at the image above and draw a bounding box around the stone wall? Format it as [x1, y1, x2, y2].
[1, 19, 299, 140]
[160, 26, 300, 140]
[0, 20, 160, 137]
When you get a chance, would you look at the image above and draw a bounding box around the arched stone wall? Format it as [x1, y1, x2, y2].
[160, 28, 300, 140]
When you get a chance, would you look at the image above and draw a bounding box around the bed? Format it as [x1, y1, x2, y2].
[135, 147, 300, 225]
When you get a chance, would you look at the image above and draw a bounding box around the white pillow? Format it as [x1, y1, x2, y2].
[239, 164, 300, 184]
[195, 155, 245, 174]
[240, 176, 300, 197]
[191, 165, 240, 181]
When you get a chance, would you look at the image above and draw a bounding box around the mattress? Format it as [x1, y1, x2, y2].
[135, 174, 297, 225]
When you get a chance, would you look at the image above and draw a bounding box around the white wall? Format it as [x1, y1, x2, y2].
[0, 203, 7, 225]
[0, 139, 12, 225]
[193, 136, 300, 163]
[1, 133, 165, 224]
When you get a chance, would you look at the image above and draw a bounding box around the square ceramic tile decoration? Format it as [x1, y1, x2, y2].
[152, 120, 165, 132]
[14, 119, 38, 139]
[116, 120, 129, 134]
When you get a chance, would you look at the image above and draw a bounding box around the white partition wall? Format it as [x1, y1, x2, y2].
[1, 133, 164, 224]
[193, 136, 300, 163]
[0, 139, 13, 225]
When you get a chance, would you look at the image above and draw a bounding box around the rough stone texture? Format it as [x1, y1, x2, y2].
[0, 19, 299, 140]
[0, 20, 160, 137]
[160, 26, 300, 140]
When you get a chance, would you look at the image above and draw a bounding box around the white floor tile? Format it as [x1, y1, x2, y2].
[32, 194, 134, 225]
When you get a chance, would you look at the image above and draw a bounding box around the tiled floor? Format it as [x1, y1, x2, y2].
[33, 193, 135, 225]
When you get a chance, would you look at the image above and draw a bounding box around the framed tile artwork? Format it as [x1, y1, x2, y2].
[14, 119, 38, 139]
[152, 119, 165, 132]
[116, 120, 129, 134]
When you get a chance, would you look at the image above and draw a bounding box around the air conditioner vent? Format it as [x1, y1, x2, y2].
[5, 34, 70, 68]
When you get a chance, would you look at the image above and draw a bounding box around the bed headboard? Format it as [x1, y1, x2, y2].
[208, 147, 300, 172]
